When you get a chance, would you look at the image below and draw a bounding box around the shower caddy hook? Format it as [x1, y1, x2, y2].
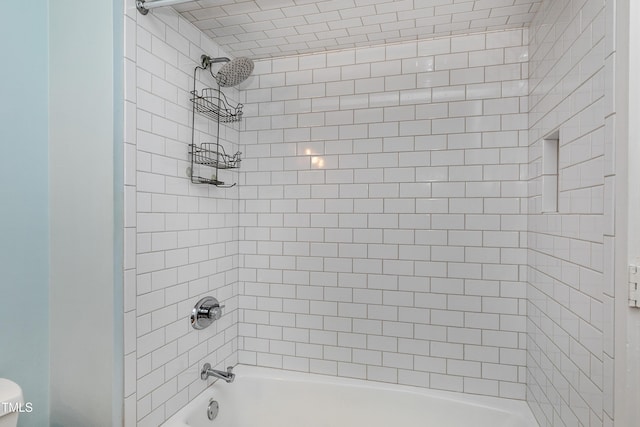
[187, 55, 244, 188]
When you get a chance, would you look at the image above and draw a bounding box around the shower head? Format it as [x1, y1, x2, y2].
[201, 55, 254, 87]
[216, 57, 254, 87]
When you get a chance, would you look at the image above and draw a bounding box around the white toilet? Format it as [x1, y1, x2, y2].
[0, 379, 23, 427]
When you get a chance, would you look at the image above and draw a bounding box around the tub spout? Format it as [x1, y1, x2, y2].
[201, 363, 235, 383]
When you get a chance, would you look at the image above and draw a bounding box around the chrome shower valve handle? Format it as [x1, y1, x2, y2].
[191, 296, 225, 330]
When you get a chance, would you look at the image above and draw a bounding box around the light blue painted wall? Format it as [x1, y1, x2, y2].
[0, 2, 50, 427]
[48, 0, 121, 425]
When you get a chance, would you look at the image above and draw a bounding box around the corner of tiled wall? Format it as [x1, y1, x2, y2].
[123, 1, 138, 424]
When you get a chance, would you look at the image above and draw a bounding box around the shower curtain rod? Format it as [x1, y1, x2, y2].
[136, 0, 193, 15]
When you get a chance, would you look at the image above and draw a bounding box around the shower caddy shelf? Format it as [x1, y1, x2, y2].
[190, 88, 243, 123]
[188, 63, 242, 187]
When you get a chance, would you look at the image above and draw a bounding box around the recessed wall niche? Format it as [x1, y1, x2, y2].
[542, 130, 559, 213]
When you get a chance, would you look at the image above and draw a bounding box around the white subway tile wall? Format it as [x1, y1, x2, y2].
[122, 3, 619, 426]
[124, 5, 241, 426]
[527, 0, 613, 426]
[237, 28, 530, 399]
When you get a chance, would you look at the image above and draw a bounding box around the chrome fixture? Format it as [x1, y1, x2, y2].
[200, 54, 255, 87]
[201, 363, 235, 383]
[136, 0, 194, 15]
[190, 296, 224, 330]
[201, 55, 231, 68]
[207, 399, 219, 420]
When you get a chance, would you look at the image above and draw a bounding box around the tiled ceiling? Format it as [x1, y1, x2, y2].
[174, 0, 542, 59]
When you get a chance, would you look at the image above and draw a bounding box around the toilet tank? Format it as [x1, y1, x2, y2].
[0, 379, 23, 427]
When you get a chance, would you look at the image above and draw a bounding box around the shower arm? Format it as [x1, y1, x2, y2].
[136, 0, 195, 15]
[201, 55, 230, 69]
[200, 55, 232, 83]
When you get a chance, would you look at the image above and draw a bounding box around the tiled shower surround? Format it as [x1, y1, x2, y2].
[123, 2, 618, 426]
[237, 29, 530, 397]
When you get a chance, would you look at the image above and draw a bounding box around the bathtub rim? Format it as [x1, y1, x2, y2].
[162, 364, 538, 427]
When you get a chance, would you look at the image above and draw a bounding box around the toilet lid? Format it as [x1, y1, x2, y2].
[0, 379, 23, 416]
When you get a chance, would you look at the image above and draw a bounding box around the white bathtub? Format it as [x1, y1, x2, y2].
[163, 365, 539, 427]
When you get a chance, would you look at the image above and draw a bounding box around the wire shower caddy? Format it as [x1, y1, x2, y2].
[188, 62, 242, 187]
